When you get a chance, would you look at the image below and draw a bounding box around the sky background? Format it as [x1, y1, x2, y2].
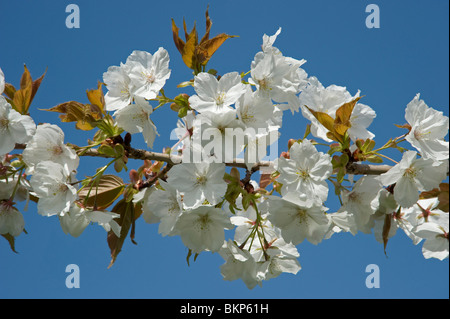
[0, 0, 448, 299]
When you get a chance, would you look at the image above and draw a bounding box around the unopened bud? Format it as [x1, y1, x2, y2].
[170, 102, 182, 112]
[280, 151, 290, 159]
[230, 167, 240, 181]
[129, 169, 139, 184]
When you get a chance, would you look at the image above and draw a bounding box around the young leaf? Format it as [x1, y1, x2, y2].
[196, 33, 238, 66]
[42, 101, 102, 131]
[108, 199, 134, 268]
[86, 81, 106, 115]
[334, 96, 361, 136]
[305, 106, 335, 133]
[78, 175, 125, 210]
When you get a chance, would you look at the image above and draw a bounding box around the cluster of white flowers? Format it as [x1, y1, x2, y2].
[0, 68, 121, 239]
[1, 26, 448, 289]
[133, 29, 448, 288]
[103, 48, 171, 148]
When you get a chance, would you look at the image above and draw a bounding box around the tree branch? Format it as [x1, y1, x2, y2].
[16, 143, 429, 176]
[73, 146, 395, 175]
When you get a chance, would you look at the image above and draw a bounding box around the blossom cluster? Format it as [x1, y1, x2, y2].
[0, 70, 120, 239]
[0, 26, 448, 290]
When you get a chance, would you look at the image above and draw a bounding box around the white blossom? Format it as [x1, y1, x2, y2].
[0, 98, 36, 156]
[60, 203, 121, 238]
[414, 213, 449, 260]
[174, 205, 233, 253]
[142, 180, 183, 236]
[127, 48, 171, 100]
[190, 111, 245, 163]
[219, 239, 261, 289]
[276, 139, 332, 204]
[29, 161, 77, 216]
[103, 62, 134, 111]
[114, 96, 159, 148]
[22, 123, 79, 174]
[265, 192, 330, 245]
[405, 94, 449, 161]
[378, 151, 447, 208]
[249, 50, 307, 114]
[166, 162, 227, 209]
[0, 201, 25, 237]
[299, 77, 375, 142]
[340, 176, 383, 231]
[188, 72, 247, 116]
[235, 85, 275, 131]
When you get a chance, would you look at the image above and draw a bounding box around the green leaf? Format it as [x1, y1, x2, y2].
[366, 155, 383, 163]
[107, 199, 134, 268]
[97, 144, 116, 157]
[78, 174, 125, 210]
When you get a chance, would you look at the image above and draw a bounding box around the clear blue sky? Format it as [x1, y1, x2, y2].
[0, 0, 448, 299]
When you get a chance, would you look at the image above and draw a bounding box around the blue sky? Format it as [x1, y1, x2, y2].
[0, 0, 448, 299]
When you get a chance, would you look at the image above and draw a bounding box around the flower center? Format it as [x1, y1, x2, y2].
[52, 145, 64, 156]
[296, 169, 310, 180]
[0, 117, 9, 129]
[196, 175, 207, 186]
[413, 128, 431, 140]
[258, 78, 270, 91]
[403, 167, 417, 179]
[295, 209, 308, 225]
[197, 214, 210, 231]
[215, 92, 226, 105]
[142, 70, 156, 84]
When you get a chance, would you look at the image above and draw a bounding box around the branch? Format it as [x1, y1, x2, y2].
[72, 146, 394, 175]
[346, 162, 393, 175]
[15, 143, 397, 175]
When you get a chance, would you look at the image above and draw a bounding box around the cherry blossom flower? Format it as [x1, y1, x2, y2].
[299, 77, 376, 142]
[249, 50, 307, 114]
[22, 123, 79, 174]
[340, 176, 383, 231]
[276, 139, 332, 204]
[103, 62, 135, 111]
[261, 27, 282, 53]
[29, 161, 77, 216]
[0, 201, 25, 237]
[249, 28, 308, 114]
[114, 96, 159, 148]
[405, 94, 449, 161]
[257, 248, 301, 282]
[265, 192, 330, 245]
[188, 72, 246, 116]
[244, 126, 280, 171]
[378, 151, 447, 208]
[219, 239, 261, 289]
[142, 180, 183, 236]
[190, 111, 245, 163]
[174, 205, 233, 253]
[0, 98, 36, 156]
[235, 86, 275, 131]
[166, 162, 227, 208]
[229, 198, 301, 284]
[127, 48, 171, 100]
[414, 213, 449, 260]
[0, 175, 30, 203]
[60, 203, 121, 238]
